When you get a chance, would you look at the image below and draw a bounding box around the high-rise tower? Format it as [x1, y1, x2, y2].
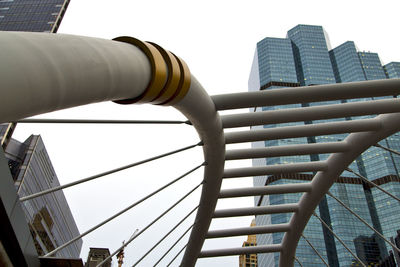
[0, 0, 70, 33]
[249, 24, 400, 267]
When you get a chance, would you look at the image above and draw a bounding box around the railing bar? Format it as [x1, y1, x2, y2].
[301, 234, 329, 266]
[17, 118, 192, 125]
[225, 141, 349, 160]
[223, 161, 327, 179]
[199, 244, 282, 257]
[327, 191, 400, 254]
[219, 183, 312, 198]
[43, 163, 203, 257]
[166, 244, 188, 267]
[20, 142, 201, 201]
[374, 143, 400, 156]
[294, 256, 304, 267]
[133, 206, 198, 266]
[225, 118, 381, 144]
[211, 79, 400, 110]
[346, 168, 400, 203]
[96, 184, 202, 267]
[221, 98, 400, 128]
[154, 224, 194, 266]
[313, 212, 366, 267]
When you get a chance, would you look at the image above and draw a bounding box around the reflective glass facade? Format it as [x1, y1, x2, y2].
[287, 24, 336, 86]
[358, 52, 387, 81]
[0, 0, 69, 33]
[329, 41, 365, 83]
[249, 24, 400, 267]
[256, 37, 299, 89]
[384, 62, 400, 78]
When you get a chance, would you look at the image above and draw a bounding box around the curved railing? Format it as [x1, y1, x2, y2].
[209, 79, 400, 267]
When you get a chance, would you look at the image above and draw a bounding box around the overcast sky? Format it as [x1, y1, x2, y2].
[12, 0, 400, 266]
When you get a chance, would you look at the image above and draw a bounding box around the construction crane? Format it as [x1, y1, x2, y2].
[117, 229, 139, 267]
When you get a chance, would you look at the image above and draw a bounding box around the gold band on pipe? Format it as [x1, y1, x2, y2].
[160, 53, 191, 106]
[112, 36, 167, 104]
[147, 42, 182, 105]
[112, 36, 191, 106]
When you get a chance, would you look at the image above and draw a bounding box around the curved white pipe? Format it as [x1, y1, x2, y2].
[0, 32, 225, 267]
[174, 77, 225, 266]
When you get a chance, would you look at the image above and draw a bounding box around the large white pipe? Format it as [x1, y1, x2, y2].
[0, 32, 151, 122]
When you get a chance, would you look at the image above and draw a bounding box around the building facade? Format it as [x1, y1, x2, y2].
[249, 24, 400, 266]
[239, 219, 258, 267]
[84, 248, 111, 267]
[1, 132, 83, 257]
[0, 0, 70, 33]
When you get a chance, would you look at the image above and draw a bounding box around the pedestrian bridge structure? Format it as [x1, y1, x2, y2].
[1, 32, 400, 267]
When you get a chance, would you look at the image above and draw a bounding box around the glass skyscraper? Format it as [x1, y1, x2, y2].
[249, 24, 400, 266]
[384, 62, 400, 79]
[0, 0, 70, 33]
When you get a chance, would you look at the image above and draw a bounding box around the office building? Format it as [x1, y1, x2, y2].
[378, 229, 400, 266]
[384, 62, 400, 79]
[1, 132, 83, 257]
[85, 248, 111, 267]
[0, 0, 70, 33]
[249, 24, 400, 266]
[239, 219, 258, 267]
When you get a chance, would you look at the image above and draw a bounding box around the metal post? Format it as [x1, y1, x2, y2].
[18, 118, 191, 125]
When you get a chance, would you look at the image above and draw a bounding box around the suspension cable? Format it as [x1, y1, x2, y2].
[43, 163, 203, 257]
[301, 234, 329, 266]
[20, 142, 201, 201]
[154, 223, 194, 266]
[133, 206, 199, 266]
[96, 183, 202, 267]
[346, 168, 400, 203]
[167, 244, 188, 267]
[374, 143, 400, 156]
[313, 212, 366, 267]
[327, 191, 400, 254]
[294, 256, 304, 267]
[18, 118, 192, 125]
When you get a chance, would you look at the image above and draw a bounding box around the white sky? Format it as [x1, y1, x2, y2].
[12, 0, 400, 266]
